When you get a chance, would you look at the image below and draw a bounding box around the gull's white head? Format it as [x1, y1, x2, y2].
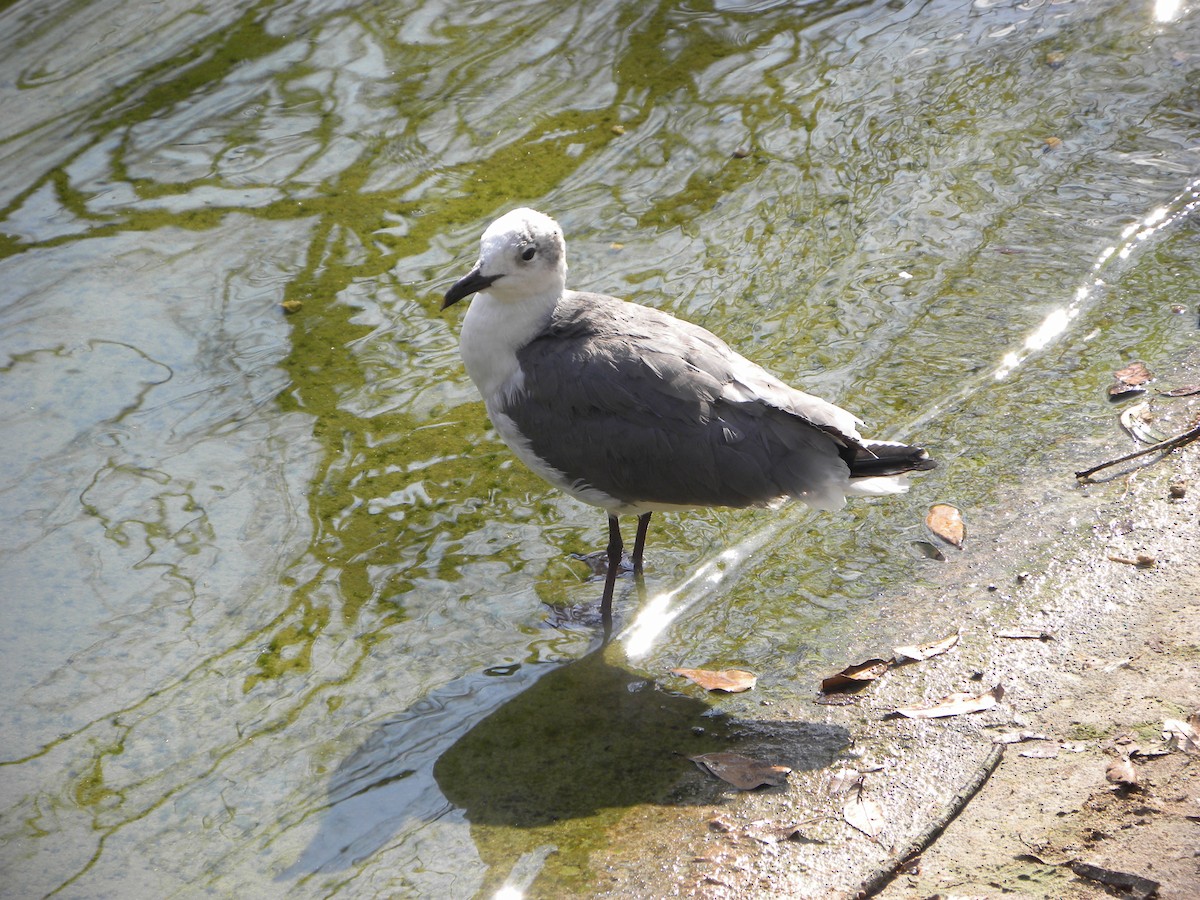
[442, 208, 567, 309]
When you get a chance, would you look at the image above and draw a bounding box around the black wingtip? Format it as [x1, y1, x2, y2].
[850, 442, 937, 478]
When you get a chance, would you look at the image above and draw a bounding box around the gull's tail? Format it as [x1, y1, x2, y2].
[840, 439, 937, 498]
[849, 439, 937, 478]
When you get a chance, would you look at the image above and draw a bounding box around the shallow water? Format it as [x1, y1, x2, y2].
[1, 0, 1198, 896]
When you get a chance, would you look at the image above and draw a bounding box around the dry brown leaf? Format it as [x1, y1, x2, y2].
[1163, 715, 1200, 754]
[843, 784, 886, 839]
[894, 684, 1004, 719]
[893, 632, 959, 663]
[926, 503, 965, 548]
[671, 667, 757, 693]
[1158, 384, 1200, 397]
[820, 658, 890, 693]
[1105, 757, 1140, 789]
[1108, 361, 1153, 398]
[690, 752, 791, 790]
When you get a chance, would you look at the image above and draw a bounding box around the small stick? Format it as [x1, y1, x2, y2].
[1076, 421, 1200, 481]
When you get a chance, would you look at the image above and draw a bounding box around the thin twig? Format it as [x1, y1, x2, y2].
[1075, 421, 1200, 481]
[853, 744, 1006, 899]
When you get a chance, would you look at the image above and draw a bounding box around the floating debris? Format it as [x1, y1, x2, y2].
[926, 503, 965, 548]
[671, 667, 757, 693]
[1108, 361, 1153, 399]
[691, 752, 791, 790]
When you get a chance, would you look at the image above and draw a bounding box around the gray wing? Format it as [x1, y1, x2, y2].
[503, 293, 859, 510]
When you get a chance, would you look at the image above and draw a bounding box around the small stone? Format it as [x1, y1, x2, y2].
[610, 124, 626, 135]
[1169, 480, 1187, 499]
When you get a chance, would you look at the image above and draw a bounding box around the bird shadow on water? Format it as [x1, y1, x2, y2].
[281, 640, 849, 896]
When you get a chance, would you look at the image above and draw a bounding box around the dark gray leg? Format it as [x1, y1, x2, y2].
[631, 512, 652, 576]
[600, 515, 622, 634]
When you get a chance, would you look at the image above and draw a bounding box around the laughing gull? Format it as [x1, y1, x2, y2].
[442, 208, 936, 631]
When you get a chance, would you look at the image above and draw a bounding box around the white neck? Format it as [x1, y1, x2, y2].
[459, 286, 561, 402]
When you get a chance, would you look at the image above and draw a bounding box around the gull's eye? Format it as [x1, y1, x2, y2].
[521, 246, 536, 261]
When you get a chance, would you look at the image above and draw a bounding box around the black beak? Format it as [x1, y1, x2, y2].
[442, 267, 501, 310]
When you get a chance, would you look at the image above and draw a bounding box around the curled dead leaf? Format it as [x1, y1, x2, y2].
[1163, 714, 1200, 754]
[690, 752, 791, 790]
[1108, 361, 1153, 399]
[1105, 756, 1140, 789]
[1120, 402, 1166, 445]
[671, 667, 757, 693]
[893, 632, 959, 663]
[1158, 384, 1200, 397]
[926, 503, 965, 548]
[894, 684, 1004, 719]
[820, 658, 889, 693]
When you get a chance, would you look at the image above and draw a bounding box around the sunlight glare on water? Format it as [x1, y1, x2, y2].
[993, 177, 1200, 382]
